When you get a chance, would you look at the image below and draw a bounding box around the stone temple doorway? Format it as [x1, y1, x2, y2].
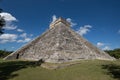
[16, 53, 19, 59]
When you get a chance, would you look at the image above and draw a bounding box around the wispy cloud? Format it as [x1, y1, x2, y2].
[76, 25, 92, 36]
[20, 33, 27, 38]
[97, 42, 104, 47]
[17, 29, 24, 32]
[17, 33, 32, 43]
[52, 15, 57, 23]
[66, 18, 77, 27]
[96, 42, 111, 50]
[102, 46, 110, 50]
[3, 22, 17, 30]
[17, 38, 31, 43]
[0, 33, 18, 43]
[0, 30, 33, 44]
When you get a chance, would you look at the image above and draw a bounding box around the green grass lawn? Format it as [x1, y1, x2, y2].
[0, 59, 120, 80]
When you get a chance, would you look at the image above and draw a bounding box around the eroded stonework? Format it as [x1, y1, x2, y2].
[4, 18, 115, 63]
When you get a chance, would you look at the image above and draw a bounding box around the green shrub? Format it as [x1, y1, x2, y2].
[105, 48, 120, 59]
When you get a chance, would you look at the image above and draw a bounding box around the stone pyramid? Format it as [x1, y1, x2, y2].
[4, 17, 115, 63]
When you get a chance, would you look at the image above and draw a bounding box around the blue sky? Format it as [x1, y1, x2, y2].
[0, 0, 120, 51]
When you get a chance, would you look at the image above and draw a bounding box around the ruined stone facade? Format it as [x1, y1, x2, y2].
[4, 18, 115, 63]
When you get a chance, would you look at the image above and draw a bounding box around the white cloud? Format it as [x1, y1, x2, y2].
[17, 33, 32, 43]
[30, 34, 33, 37]
[0, 33, 18, 43]
[0, 12, 32, 44]
[66, 18, 77, 27]
[24, 38, 31, 42]
[102, 46, 111, 50]
[52, 15, 57, 23]
[76, 25, 92, 36]
[0, 12, 17, 21]
[0, 12, 18, 31]
[96, 42, 111, 50]
[97, 42, 104, 47]
[17, 29, 24, 32]
[0, 34, 17, 40]
[17, 40, 23, 43]
[17, 38, 31, 43]
[20, 33, 27, 38]
[3, 22, 17, 30]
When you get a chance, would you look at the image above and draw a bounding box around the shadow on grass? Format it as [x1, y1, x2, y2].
[102, 64, 120, 80]
[0, 60, 42, 80]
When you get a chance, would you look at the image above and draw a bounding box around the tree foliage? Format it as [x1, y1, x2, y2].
[105, 48, 120, 59]
[0, 50, 13, 58]
[0, 8, 5, 35]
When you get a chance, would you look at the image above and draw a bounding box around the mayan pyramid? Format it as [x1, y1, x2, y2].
[4, 17, 115, 63]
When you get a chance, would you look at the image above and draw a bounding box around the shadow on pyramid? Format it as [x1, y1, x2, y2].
[4, 17, 115, 63]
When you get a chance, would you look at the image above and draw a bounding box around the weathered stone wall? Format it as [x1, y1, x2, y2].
[4, 20, 115, 62]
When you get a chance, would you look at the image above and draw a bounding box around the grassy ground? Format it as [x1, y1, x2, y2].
[0, 59, 120, 80]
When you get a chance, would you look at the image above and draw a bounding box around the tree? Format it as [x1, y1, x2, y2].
[0, 49, 13, 58]
[105, 48, 120, 59]
[0, 8, 5, 35]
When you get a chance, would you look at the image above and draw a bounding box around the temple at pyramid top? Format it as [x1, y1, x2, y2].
[50, 17, 71, 29]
